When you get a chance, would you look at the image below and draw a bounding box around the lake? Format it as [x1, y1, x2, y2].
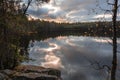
[23, 36, 120, 80]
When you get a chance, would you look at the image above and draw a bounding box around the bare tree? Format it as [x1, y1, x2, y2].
[111, 0, 118, 80]
[22, 0, 50, 15]
[92, 0, 119, 80]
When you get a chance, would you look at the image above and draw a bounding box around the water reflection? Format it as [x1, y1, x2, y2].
[23, 36, 120, 80]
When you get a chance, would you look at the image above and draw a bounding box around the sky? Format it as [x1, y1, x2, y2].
[28, 0, 120, 23]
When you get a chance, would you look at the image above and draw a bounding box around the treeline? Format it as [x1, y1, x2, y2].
[26, 19, 120, 39]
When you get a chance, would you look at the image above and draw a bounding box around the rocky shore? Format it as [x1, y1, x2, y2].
[0, 65, 61, 80]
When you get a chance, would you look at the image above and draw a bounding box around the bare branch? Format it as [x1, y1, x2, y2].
[23, 0, 33, 15]
[99, 6, 112, 12]
[90, 60, 111, 71]
[118, 4, 120, 8]
[23, 0, 50, 15]
[104, 38, 113, 46]
[104, 38, 120, 53]
[107, 0, 114, 5]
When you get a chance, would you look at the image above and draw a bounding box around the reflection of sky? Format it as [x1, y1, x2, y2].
[23, 36, 120, 80]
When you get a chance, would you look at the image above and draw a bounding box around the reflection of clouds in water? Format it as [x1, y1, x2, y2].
[25, 36, 120, 80]
[41, 53, 64, 69]
[63, 36, 114, 57]
[66, 39, 76, 46]
[26, 40, 64, 69]
[43, 43, 60, 52]
[57, 36, 67, 40]
[94, 38, 112, 43]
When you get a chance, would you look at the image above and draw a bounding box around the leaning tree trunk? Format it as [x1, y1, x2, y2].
[111, 0, 118, 80]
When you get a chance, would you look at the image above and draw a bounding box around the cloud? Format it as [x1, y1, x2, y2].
[28, 8, 49, 16]
[28, 0, 120, 22]
[27, 0, 94, 22]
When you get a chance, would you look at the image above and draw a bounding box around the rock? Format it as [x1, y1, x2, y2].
[12, 73, 58, 80]
[0, 65, 62, 80]
[0, 72, 9, 80]
[1, 69, 16, 76]
[14, 65, 61, 77]
[14, 65, 45, 72]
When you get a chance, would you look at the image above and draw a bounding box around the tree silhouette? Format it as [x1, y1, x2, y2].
[111, 0, 118, 80]
[93, 0, 119, 80]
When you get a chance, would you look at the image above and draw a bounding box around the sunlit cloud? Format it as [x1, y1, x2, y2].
[44, 5, 60, 14]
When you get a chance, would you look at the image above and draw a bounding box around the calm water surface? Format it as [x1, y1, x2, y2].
[23, 36, 120, 80]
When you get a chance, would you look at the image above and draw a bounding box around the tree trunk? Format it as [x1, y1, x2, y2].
[111, 0, 118, 80]
[23, 0, 33, 15]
